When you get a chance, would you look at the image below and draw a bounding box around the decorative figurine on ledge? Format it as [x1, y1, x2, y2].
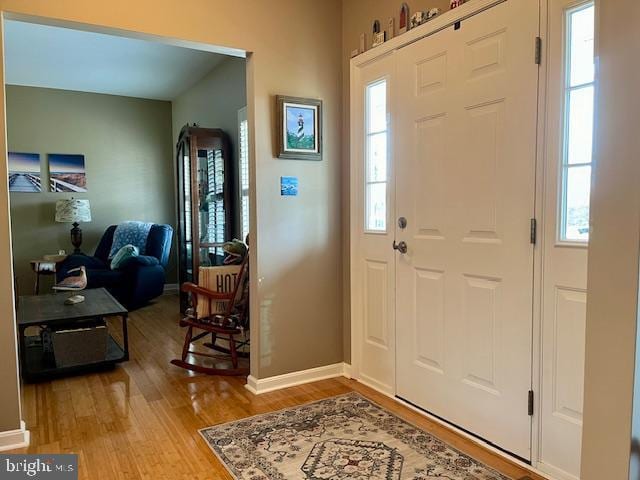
[359, 32, 367, 54]
[399, 3, 410, 34]
[371, 19, 386, 47]
[427, 8, 441, 20]
[450, 0, 466, 9]
[410, 11, 426, 29]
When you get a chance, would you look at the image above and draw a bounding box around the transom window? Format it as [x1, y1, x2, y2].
[560, 2, 595, 242]
[365, 79, 388, 232]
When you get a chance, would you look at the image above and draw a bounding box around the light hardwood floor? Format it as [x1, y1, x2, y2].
[11, 294, 542, 480]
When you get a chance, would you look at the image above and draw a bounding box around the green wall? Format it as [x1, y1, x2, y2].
[6, 85, 176, 295]
[172, 57, 247, 160]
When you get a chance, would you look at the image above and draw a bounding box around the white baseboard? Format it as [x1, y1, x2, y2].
[0, 421, 29, 452]
[245, 363, 351, 395]
[163, 283, 179, 294]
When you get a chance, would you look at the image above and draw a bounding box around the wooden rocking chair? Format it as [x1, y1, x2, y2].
[170, 251, 250, 376]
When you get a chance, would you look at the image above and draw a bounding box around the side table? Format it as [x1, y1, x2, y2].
[30, 255, 66, 294]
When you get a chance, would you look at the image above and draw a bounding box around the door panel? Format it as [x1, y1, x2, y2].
[395, 1, 539, 459]
[414, 268, 445, 373]
[363, 260, 389, 348]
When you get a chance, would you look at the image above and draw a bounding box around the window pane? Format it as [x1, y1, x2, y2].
[365, 79, 388, 232]
[367, 133, 387, 182]
[569, 5, 595, 86]
[564, 165, 591, 241]
[366, 183, 387, 231]
[567, 85, 594, 165]
[367, 81, 387, 134]
[560, 2, 594, 243]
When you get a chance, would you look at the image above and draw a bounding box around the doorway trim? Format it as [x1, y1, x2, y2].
[0, 11, 258, 444]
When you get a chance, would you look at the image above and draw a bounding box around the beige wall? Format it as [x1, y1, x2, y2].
[6, 86, 176, 295]
[581, 0, 640, 477]
[0, 0, 344, 433]
[340, 0, 450, 360]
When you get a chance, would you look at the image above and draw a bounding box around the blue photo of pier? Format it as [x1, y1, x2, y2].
[49, 154, 87, 192]
[8, 152, 42, 192]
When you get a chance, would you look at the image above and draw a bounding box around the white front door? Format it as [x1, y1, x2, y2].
[394, 1, 540, 459]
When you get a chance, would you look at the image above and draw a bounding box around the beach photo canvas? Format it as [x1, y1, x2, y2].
[8, 152, 42, 192]
[49, 154, 87, 192]
[276, 96, 322, 160]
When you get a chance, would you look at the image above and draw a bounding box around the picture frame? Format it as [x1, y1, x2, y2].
[48, 153, 87, 192]
[276, 95, 323, 161]
[8, 152, 42, 193]
[280, 176, 299, 196]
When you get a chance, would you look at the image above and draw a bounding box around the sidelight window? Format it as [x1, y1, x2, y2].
[560, 2, 595, 242]
[365, 79, 388, 232]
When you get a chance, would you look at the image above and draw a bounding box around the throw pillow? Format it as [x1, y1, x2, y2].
[110, 244, 139, 270]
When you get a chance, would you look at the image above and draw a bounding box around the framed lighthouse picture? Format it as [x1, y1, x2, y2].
[276, 95, 323, 160]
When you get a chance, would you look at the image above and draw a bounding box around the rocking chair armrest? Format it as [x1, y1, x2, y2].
[181, 282, 235, 300]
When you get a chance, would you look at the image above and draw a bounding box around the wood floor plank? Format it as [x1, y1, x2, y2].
[10, 294, 543, 480]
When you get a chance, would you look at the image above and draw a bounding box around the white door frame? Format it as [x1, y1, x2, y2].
[349, 0, 555, 474]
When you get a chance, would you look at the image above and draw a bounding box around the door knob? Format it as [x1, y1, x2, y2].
[393, 240, 408, 254]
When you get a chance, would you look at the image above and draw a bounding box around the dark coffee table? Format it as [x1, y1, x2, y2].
[17, 288, 129, 381]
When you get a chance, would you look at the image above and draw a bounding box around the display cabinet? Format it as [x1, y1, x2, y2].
[176, 125, 235, 310]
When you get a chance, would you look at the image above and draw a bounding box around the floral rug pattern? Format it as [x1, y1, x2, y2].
[200, 393, 510, 480]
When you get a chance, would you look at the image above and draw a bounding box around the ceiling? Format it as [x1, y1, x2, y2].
[3, 20, 230, 101]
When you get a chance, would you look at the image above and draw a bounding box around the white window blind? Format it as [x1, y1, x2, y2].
[238, 107, 250, 242]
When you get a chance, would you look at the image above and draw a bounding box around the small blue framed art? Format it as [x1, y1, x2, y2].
[281, 176, 299, 196]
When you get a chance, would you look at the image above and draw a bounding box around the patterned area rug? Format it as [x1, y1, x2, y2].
[200, 393, 510, 480]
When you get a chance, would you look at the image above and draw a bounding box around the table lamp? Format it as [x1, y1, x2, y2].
[55, 198, 92, 253]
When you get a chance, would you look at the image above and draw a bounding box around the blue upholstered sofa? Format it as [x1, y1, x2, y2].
[56, 224, 173, 310]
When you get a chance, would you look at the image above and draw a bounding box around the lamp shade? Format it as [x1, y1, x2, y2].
[55, 199, 92, 223]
